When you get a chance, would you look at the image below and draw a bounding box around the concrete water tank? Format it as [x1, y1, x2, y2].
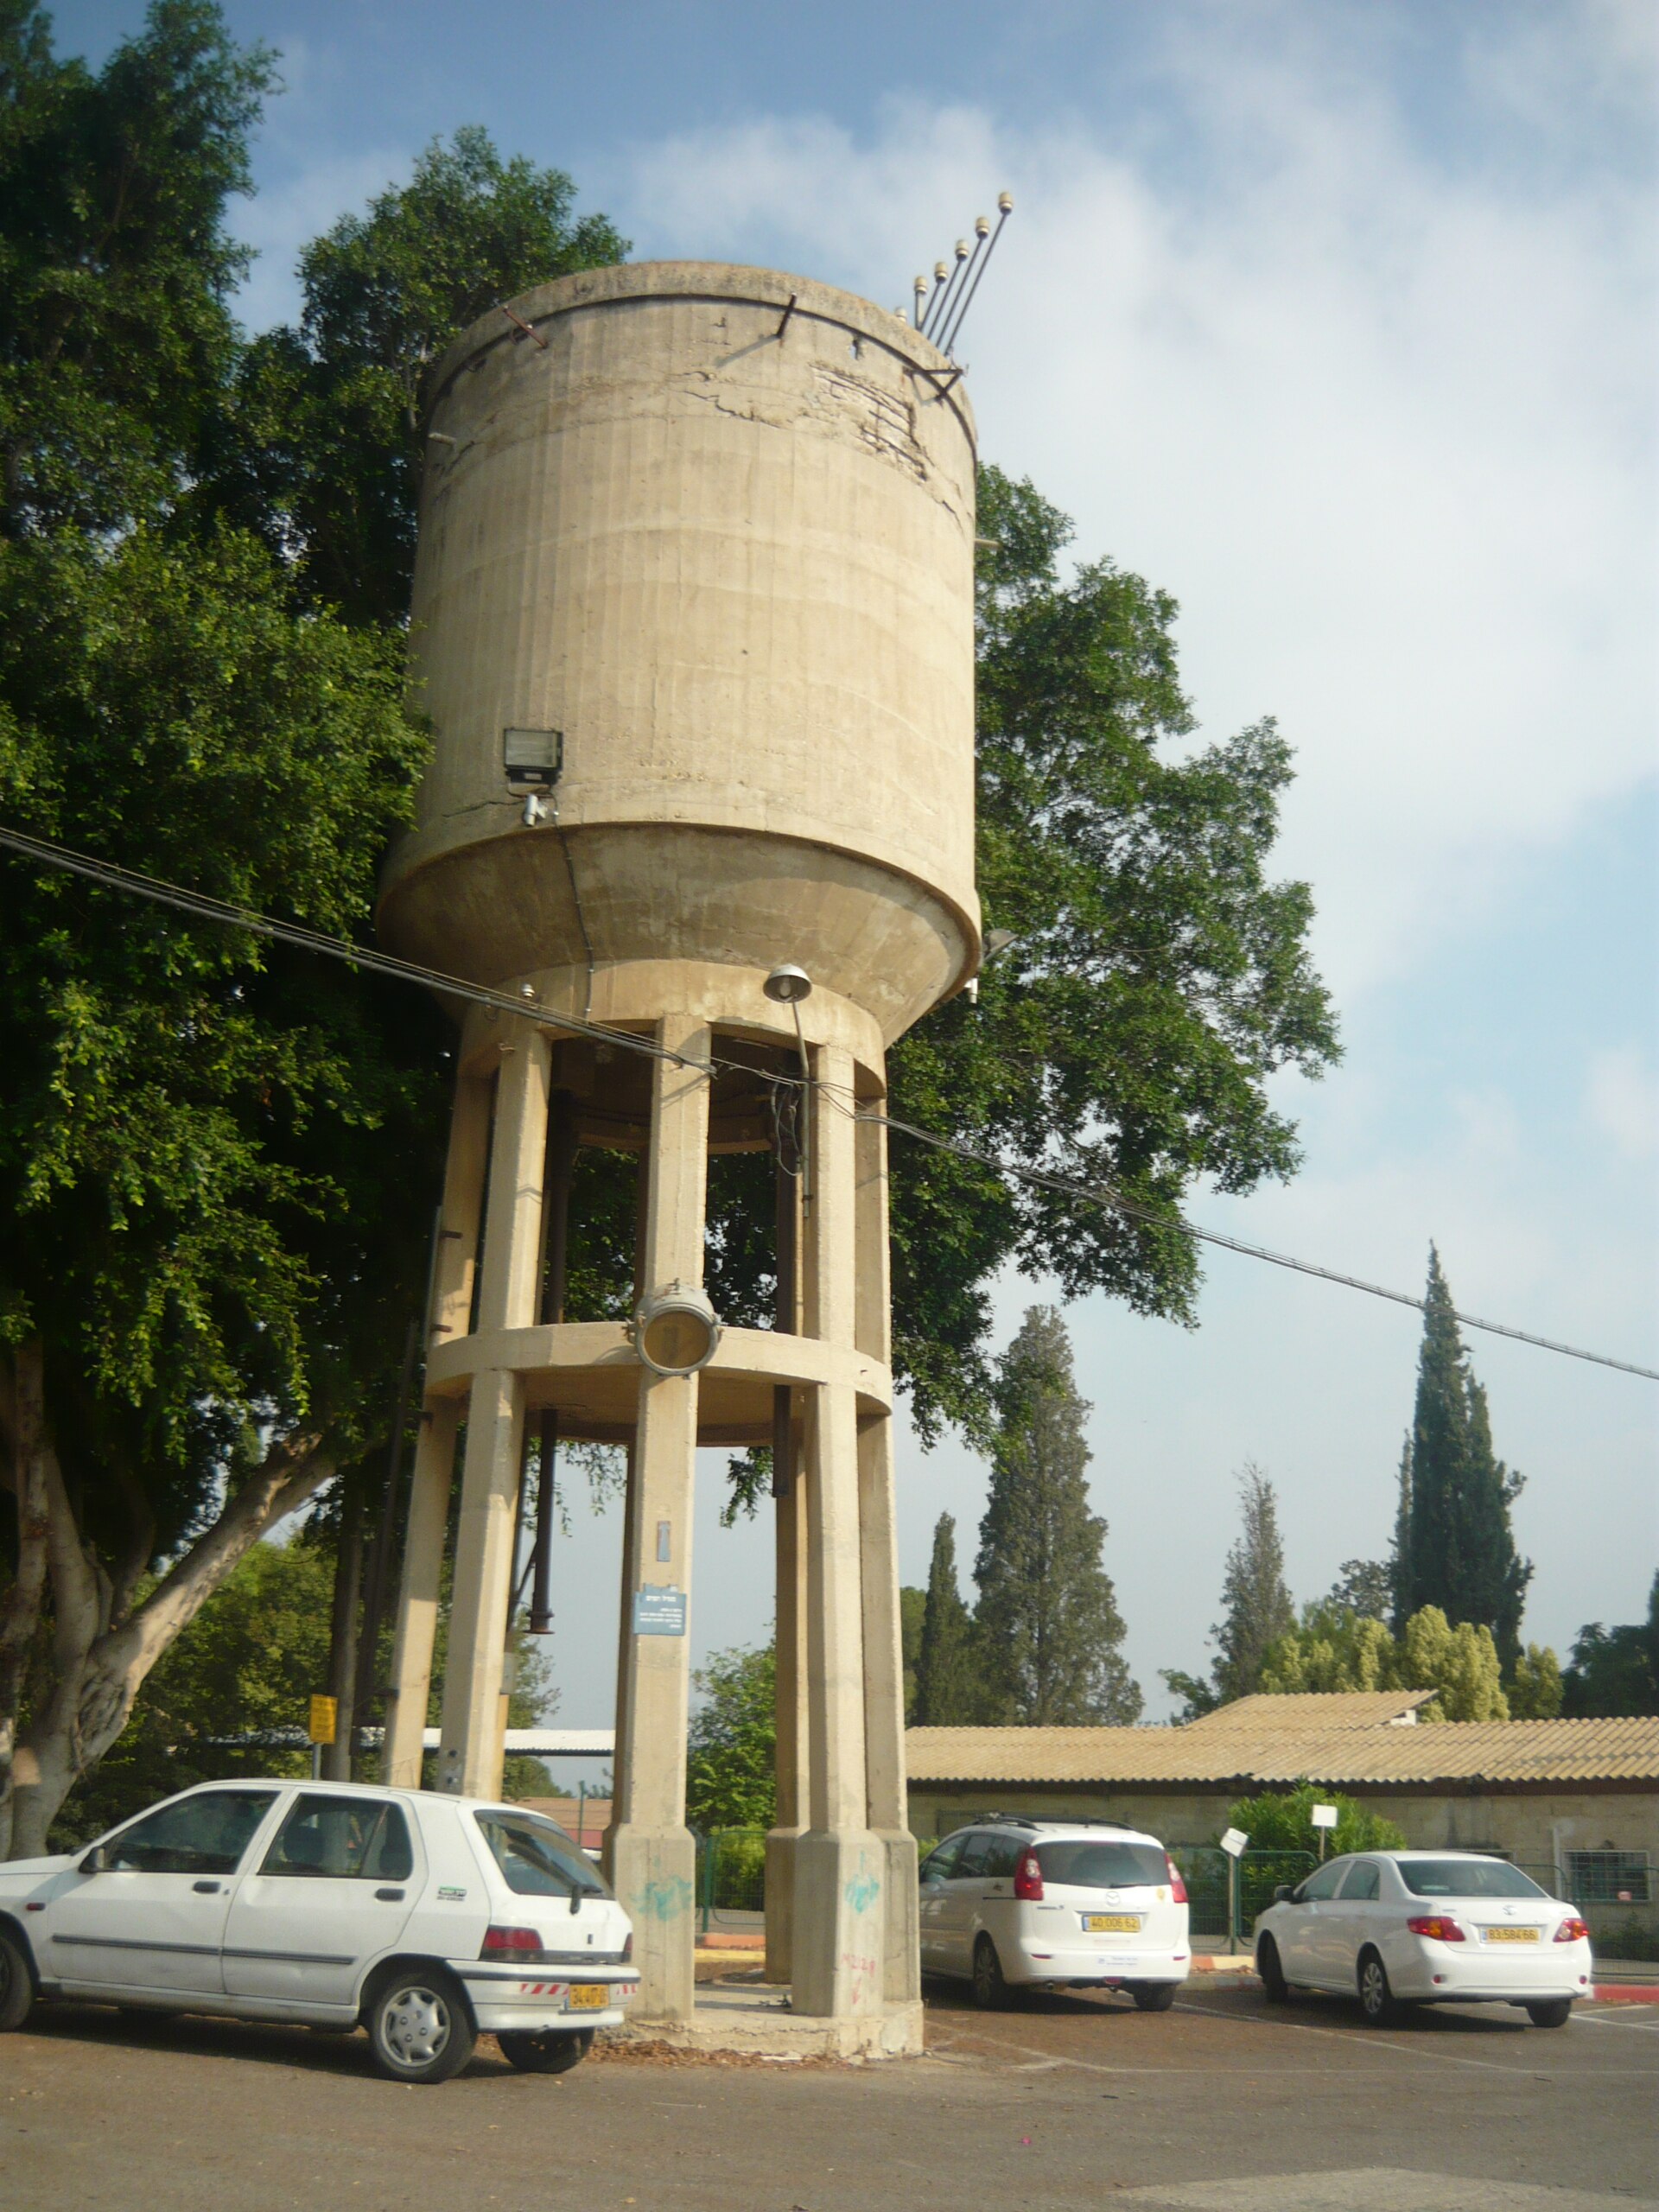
[376, 262, 981, 1039]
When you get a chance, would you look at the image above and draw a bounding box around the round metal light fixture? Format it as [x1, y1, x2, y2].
[635, 1282, 721, 1376]
[763, 963, 813, 1005]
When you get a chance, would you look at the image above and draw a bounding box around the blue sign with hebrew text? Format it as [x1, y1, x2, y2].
[632, 1586, 688, 1637]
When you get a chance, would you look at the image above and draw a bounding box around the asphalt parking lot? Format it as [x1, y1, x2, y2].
[4, 1980, 1656, 2212]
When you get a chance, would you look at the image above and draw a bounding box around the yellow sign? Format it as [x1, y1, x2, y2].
[308, 1694, 338, 1746]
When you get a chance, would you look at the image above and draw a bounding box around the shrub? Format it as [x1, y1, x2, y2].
[1224, 1783, 1406, 1859]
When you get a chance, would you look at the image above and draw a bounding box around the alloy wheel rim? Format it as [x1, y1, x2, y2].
[385, 1986, 450, 2068]
[1362, 1963, 1383, 2012]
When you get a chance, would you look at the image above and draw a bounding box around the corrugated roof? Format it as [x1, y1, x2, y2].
[1185, 1690, 1435, 1729]
[906, 1713, 1659, 1789]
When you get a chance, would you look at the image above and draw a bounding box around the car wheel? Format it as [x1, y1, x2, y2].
[366, 1967, 477, 2084]
[1525, 1999, 1573, 2030]
[1357, 1948, 1401, 2028]
[972, 1936, 1010, 2011]
[1256, 1936, 1289, 2005]
[499, 2027, 594, 2074]
[1129, 1981, 1177, 2012]
[0, 1928, 35, 2032]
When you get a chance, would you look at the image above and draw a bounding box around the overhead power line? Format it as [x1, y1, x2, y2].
[3, 820, 1653, 1385]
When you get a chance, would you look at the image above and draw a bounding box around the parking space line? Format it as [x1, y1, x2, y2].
[1573, 2012, 1659, 2034]
[1173, 1999, 1551, 2075]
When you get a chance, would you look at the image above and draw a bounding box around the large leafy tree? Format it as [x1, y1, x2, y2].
[0, 5, 626, 1855]
[1396, 1248, 1531, 1669]
[1560, 1573, 1659, 1717]
[685, 1641, 776, 1833]
[1165, 1461, 1295, 1716]
[973, 1306, 1141, 1724]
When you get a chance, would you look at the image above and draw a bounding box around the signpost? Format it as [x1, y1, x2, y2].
[1219, 1827, 1248, 1953]
[308, 1694, 337, 1781]
[1312, 1802, 1338, 1859]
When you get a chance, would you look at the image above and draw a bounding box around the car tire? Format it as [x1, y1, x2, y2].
[1525, 1999, 1573, 2030]
[972, 1936, 1011, 2011]
[1129, 1981, 1178, 2012]
[1257, 1936, 1289, 2005]
[1357, 1948, 1401, 2029]
[499, 2027, 595, 2074]
[0, 1927, 34, 2032]
[365, 1967, 477, 2084]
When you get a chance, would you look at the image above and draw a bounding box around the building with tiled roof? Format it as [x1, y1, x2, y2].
[905, 1698, 1659, 1922]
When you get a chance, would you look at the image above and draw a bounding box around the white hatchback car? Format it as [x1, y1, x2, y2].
[918, 1817, 1191, 2008]
[1253, 1849, 1592, 2029]
[0, 1778, 639, 2082]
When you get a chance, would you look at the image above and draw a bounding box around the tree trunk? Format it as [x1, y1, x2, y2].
[3, 1423, 337, 1859]
[0, 1344, 53, 1860]
[323, 1498, 363, 1783]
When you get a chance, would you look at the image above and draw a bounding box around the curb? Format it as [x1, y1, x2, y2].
[1592, 1983, 1659, 2004]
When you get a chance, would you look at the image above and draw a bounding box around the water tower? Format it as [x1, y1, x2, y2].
[377, 262, 978, 2052]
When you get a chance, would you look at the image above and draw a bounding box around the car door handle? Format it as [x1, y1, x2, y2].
[374, 1888, 405, 1903]
[193, 1880, 221, 1894]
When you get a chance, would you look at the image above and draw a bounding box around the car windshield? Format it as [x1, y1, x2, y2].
[1399, 1859, 1548, 1900]
[475, 1812, 609, 1899]
[1036, 1840, 1167, 1890]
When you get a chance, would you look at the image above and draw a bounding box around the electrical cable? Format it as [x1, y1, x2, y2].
[4, 818, 1653, 1383]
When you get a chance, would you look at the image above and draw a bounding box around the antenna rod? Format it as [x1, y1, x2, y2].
[920, 259, 950, 338]
[924, 234, 974, 341]
[941, 190, 1014, 357]
[933, 220, 989, 348]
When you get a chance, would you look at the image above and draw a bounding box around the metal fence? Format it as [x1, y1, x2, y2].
[695, 1827, 767, 1931]
[1171, 1847, 1319, 1948]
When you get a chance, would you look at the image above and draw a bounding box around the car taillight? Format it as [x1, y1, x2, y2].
[1166, 1853, 1188, 1906]
[1406, 1915, 1466, 1942]
[481, 1924, 542, 1958]
[1554, 1917, 1590, 1943]
[1014, 1850, 1045, 1902]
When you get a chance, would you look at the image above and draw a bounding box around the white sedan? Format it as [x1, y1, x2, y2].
[0, 1779, 638, 2082]
[1253, 1849, 1592, 2028]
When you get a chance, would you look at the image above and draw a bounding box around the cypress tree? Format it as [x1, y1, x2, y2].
[973, 1306, 1142, 1724]
[912, 1516, 983, 1726]
[1400, 1248, 1531, 1669]
[1211, 1462, 1296, 1700]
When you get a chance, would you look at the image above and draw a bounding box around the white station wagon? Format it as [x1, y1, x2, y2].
[1253, 1849, 1592, 2028]
[0, 1779, 639, 2082]
[919, 1816, 1191, 2007]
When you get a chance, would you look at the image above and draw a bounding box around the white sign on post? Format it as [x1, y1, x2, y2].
[1219, 1827, 1249, 1859]
[1311, 1804, 1338, 1830]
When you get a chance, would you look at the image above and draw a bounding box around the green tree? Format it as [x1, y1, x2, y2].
[1259, 1602, 1402, 1694]
[1325, 1559, 1392, 1621]
[899, 1585, 926, 1724]
[1210, 1463, 1295, 1702]
[685, 1641, 775, 1833]
[1398, 1248, 1531, 1668]
[1560, 1574, 1659, 1716]
[1508, 1642, 1564, 1719]
[973, 1306, 1141, 1724]
[1399, 1605, 1509, 1721]
[885, 471, 1338, 1441]
[913, 1515, 984, 1726]
[1226, 1782, 1405, 1859]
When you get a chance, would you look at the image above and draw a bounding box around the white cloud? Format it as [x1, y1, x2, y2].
[233, 147, 414, 334]
[1586, 1048, 1659, 1161]
[607, 20, 1656, 1001]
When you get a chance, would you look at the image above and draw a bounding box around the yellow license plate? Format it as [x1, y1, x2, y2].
[1482, 1927, 1539, 1943]
[568, 1984, 609, 2009]
[1084, 1914, 1141, 1933]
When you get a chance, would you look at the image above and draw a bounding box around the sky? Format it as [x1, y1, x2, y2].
[59, 0, 1659, 1740]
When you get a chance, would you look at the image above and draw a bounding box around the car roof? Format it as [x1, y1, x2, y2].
[167, 1777, 545, 1820]
[941, 1818, 1165, 1848]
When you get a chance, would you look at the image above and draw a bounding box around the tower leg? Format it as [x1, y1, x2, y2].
[385, 1061, 493, 1789]
[609, 1015, 710, 2025]
[766, 1454, 809, 1982]
[436, 1027, 551, 1796]
[855, 1102, 921, 2006]
[792, 1044, 883, 2020]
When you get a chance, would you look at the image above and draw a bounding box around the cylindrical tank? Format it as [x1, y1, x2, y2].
[377, 262, 979, 1043]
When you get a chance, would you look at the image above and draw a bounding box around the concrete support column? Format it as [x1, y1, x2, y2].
[436, 1028, 551, 1796]
[610, 1015, 711, 2026]
[384, 1065, 493, 1787]
[793, 1045, 883, 2019]
[765, 1459, 810, 1982]
[854, 1100, 919, 2003]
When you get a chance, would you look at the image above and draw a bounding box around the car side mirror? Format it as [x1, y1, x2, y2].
[79, 1845, 109, 1875]
[1273, 1885, 1291, 1904]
